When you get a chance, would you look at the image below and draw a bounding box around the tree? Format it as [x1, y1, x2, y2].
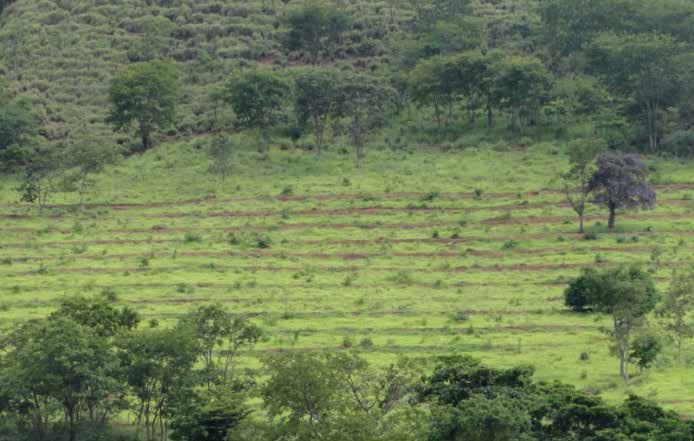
[17, 144, 64, 211]
[493, 56, 552, 135]
[658, 268, 694, 361]
[207, 135, 234, 186]
[63, 125, 120, 210]
[1, 317, 124, 441]
[340, 73, 395, 167]
[117, 326, 200, 441]
[224, 68, 290, 153]
[182, 304, 260, 389]
[562, 138, 604, 233]
[261, 352, 342, 439]
[169, 386, 250, 441]
[283, 0, 352, 64]
[51, 295, 139, 338]
[293, 67, 345, 157]
[589, 33, 682, 151]
[429, 395, 533, 441]
[564, 267, 602, 312]
[629, 332, 662, 372]
[409, 55, 461, 127]
[588, 152, 656, 231]
[565, 266, 659, 381]
[108, 61, 178, 153]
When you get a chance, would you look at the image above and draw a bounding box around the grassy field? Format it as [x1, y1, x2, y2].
[0, 139, 693, 416]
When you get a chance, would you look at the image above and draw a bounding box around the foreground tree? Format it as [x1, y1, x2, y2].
[225, 69, 290, 153]
[108, 61, 178, 152]
[182, 304, 261, 389]
[293, 67, 345, 157]
[562, 139, 604, 233]
[51, 295, 139, 338]
[117, 326, 200, 441]
[2, 317, 124, 441]
[565, 266, 659, 380]
[588, 152, 656, 231]
[283, 0, 352, 63]
[658, 268, 694, 361]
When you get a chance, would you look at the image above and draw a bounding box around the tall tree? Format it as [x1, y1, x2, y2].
[340, 74, 394, 167]
[117, 326, 200, 441]
[588, 152, 656, 231]
[562, 138, 604, 233]
[2, 317, 124, 441]
[658, 268, 694, 361]
[493, 56, 552, 135]
[409, 55, 462, 127]
[182, 304, 260, 389]
[225, 68, 290, 153]
[566, 266, 659, 380]
[589, 32, 682, 151]
[293, 67, 345, 158]
[108, 61, 178, 152]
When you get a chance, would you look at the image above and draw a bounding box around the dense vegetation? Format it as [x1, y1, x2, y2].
[1, 0, 694, 439]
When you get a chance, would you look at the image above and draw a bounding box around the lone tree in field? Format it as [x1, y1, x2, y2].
[565, 266, 658, 381]
[562, 138, 604, 233]
[588, 152, 655, 231]
[207, 135, 234, 186]
[293, 67, 345, 158]
[283, 0, 352, 64]
[658, 268, 694, 362]
[108, 61, 178, 152]
[225, 68, 290, 154]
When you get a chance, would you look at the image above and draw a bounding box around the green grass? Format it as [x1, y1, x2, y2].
[1, 139, 693, 417]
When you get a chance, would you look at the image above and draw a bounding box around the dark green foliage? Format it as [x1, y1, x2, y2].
[0, 95, 36, 167]
[283, 0, 352, 63]
[108, 61, 178, 152]
[224, 68, 291, 152]
[629, 332, 662, 371]
[293, 66, 345, 157]
[564, 268, 601, 312]
[51, 295, 140, 337]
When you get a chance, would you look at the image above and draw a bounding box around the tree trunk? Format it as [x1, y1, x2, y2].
[486, 101, 493, 128]
[619, 349, 629, 381]
[141, 130, 151, 152]
[579, 213, 584, 234]
[315, 124, 323, 159]
[608, 203, 616, 231]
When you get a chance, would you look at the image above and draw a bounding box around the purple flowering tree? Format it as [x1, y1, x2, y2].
[588, 152, 656, 231]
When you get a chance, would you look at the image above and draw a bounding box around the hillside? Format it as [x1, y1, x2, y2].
[1, 0, 694, 440]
